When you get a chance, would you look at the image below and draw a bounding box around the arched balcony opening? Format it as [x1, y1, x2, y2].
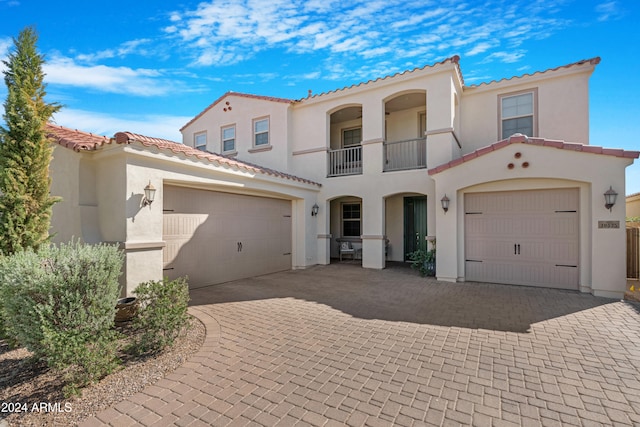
[383, 91, 427, 172]
[328, 105, 363, 177]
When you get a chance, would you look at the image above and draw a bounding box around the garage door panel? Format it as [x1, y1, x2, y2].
[465, 188, 579, 290]
[163, 186, 292, 289]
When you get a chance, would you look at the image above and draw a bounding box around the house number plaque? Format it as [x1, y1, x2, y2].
[598, 221, 620, 229]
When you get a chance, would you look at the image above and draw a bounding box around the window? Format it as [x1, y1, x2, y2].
[343, 127, 361, 147]
[254, 118, 269, 146]
[194, 132, 207, 151]
[342, 203, 361, 237]
[222, 125, 235, 152]
[500, 90, 536, 139]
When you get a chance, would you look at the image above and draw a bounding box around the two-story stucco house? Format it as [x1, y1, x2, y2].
[48, 56, 638, 298]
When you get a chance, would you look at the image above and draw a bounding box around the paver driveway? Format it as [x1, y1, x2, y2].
[82, 264, 640, 426]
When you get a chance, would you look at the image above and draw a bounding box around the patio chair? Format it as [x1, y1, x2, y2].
[339, 241, 356, 261]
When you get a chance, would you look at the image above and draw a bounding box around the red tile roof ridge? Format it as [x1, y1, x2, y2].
[301, 56, 462, 100]
[627, 192, 640, 198]
[114, 131, 321, 187]
[180, 91, 294, 132]
[46, 123, 110, 151]
[466, 57, 601, 89]
[428, 133, 640, 175]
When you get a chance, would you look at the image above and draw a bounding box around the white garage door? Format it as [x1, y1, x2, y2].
[163, 186, 292, 289]
[465, 188, 579, 290]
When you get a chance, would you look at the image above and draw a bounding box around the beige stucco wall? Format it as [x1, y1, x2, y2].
[627, 194, 640, 218]
[460, 64, 594, 152]
[431, 143, 633, 299]
[181, 94, 292, 173]
[50, 142, 320, 295]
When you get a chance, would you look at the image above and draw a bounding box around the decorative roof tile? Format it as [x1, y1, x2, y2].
[428, 133, 640, 175]
[114, 131, 320, 186]
[47, 124, 320, 187]
[466, 57, 601, 89]
[46, 123, 110, 151]
[302, 56, 462, 100]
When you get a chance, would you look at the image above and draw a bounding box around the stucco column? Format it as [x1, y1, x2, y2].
[316, 199, 331, 265]
[434, 187, 458, 283]
[591, 181, 628, 298]
[362, 195, 386, 269]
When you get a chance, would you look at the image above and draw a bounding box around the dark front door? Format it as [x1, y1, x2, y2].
[404, 196, 427, 260]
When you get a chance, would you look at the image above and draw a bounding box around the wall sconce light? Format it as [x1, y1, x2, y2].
[311, 203, 319, 217]
[441, 195, 450, 213]
[142, 181, 156, 207]
[604, 186, 617, 212]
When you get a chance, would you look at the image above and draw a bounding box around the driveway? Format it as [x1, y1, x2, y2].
[82, 264, 640, 426]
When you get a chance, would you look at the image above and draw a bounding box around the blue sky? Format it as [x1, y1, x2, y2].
[1, 0, 639, 194]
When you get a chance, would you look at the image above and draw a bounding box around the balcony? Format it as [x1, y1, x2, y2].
[328, 146, 362, 177]
[384, 138, 426, 172]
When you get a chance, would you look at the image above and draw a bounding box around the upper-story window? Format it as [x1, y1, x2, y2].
[222, 125, 235, 153]
[253, 118, 269, 146]
[500, 89, 537, 139]
[194, 132, 207, 151]
[343, 127, 361, 147]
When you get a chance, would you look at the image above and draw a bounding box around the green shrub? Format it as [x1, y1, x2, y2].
[131, 277, 190, 354]
[408, 249, 436, 277]
[0, 241, 124, 394]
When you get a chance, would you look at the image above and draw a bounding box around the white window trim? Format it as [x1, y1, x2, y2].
[498, 88, 538, 140]
[221, 124, 236, 154]
[253, 117, 270, 147]
[341, 202, 362, 238]
[194, 131, 207, 151]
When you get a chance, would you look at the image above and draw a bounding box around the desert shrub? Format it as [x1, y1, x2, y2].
[131, 277, 190, 354]
[0, 241, 124, 394]
[408, 249, 436, 277]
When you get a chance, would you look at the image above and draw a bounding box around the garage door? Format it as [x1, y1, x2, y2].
[465, 188, 579, 290]
[163, 186, 292, 289]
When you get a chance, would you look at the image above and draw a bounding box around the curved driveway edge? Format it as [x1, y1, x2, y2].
[81, 264, 640, 426]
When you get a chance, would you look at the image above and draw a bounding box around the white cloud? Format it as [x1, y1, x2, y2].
[596, 1, 624, 21]
[161, 0, 573, 76]
[44, 56, 178, 96]
[74, 39, 153, 63]
[481, 50, 526, 64]
[51, 108, 191, 142]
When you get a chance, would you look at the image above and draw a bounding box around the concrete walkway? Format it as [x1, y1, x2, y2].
[81, 264, 640, 426]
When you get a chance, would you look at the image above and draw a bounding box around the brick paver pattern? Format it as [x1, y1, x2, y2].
[81, 264, 640, 426]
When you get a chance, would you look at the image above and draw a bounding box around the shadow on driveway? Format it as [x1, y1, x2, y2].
[189, 263, 616, 333]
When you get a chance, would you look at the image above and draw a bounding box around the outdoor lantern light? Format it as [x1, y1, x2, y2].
[441, 195, 450, 213]
[142, 181, 156, 207]
[604, 186, 618, 212]
[311, 203, 319, 216]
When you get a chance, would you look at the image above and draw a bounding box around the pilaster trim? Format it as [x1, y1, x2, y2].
[117, 241, 166, 251]
[293, 147, 327, 156]
[361, 235, 386, 240]
[426, 127, 461, 148]
[362, 138, 384, 146]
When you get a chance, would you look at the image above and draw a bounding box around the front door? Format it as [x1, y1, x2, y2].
[404, 196, 428, 260]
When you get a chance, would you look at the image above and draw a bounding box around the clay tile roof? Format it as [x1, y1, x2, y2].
[46, 123, 110, 151]
[428, 133, 640, 175]
[466, 57, 601, 89]
[302, 56, 462, 100]
[180, 91, 294, 132]
[114, 131, 321, 187]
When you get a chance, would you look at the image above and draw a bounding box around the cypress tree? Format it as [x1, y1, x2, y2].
[0, 26, 61, 255]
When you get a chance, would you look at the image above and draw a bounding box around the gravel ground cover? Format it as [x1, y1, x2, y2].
[0, 316, 205, 427]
